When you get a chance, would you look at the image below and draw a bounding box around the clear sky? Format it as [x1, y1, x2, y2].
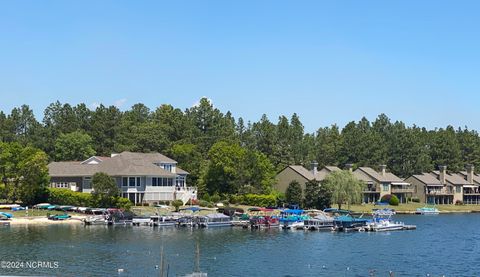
[1, 1, 479, 133]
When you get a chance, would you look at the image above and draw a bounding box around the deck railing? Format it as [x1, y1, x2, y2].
[427, 189, 453, 195]
[391, 187, 414, 193]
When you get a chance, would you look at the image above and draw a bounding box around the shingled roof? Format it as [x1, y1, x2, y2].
[286, 165, 341, 181]
[355, 167, 405, 183]
[49, 151, 188, 177]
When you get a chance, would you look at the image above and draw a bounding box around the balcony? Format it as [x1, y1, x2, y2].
[427, 189, 453, 195]
[391, 187, 414, 193]
[463, 189, 480, 195]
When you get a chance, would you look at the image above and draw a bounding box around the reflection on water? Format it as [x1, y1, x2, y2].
[1, 214, 480, 276]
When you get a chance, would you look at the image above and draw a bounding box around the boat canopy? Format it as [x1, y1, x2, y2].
[323, 208, 350, 214]
[281, 209, 304, 215]
[206, 213, 230, 219]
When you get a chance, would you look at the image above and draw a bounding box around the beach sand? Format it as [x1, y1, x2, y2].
[8, 216, 86, 226]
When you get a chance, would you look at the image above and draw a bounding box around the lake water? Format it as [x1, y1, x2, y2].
[1, 214, 480, 277]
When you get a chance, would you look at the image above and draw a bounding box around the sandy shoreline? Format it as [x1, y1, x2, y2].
[7, 216, 87, 226]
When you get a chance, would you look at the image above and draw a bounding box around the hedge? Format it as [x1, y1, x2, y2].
[229, 194, 277, 207]
[47, 188, 132, 210]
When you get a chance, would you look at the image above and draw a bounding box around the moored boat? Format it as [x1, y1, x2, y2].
[416, 205, 439, 215]
[150, 215, 177, 227]
[329, 209, 368, 231]
[304, 211, 334, 231]
[280, 209, 309, 230]
[366, 210, 405, 232]
[249, 216, 279, 229]
[197, 213, 232, 228]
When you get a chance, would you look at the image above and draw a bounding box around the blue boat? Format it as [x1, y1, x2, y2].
[279, 209, 309, 230]
[329, 209, 369, 231]
[0, 212, 13, 219]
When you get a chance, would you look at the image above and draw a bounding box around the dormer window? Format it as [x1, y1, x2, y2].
[154, 163, 173, 173]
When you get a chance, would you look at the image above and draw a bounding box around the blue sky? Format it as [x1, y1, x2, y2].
[1, 1, 479, 132]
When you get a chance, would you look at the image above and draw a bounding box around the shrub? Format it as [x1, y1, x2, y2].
[389, 195, 399, 206]
[241, 194, 277, 207]
[47, 188, 132, 210]
[380, 194, 399, 206]
[114, 197, 132, 210]
[171, 200, 184, 212]
[210, 193, 221, 203]
[198, 200, 210, 207]
[201, 192, 211, 202]
[455, 200, 464, 205]
[48, 188, 94, 207]
[229, 195, 244, 205]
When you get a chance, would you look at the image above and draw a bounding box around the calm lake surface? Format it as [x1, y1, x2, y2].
[1, 214, 480, 277]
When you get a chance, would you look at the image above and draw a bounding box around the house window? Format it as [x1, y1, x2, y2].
[152, 178, 157, 186]
[136, 177, 141, 187]
[123, 177, 128, 187]
[167, 178, 173, 186]
[456, 186, 462, 193]
[382, 184, 389, 192]
[129, 177, 136, 187]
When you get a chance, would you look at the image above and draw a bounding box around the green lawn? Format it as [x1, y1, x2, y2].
[1, 209, 84, 218]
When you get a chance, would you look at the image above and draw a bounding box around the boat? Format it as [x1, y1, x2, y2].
[107, 210, 134, 225]
[248, 216, 280, 229]
[132, 216, 151, 226]
[11, 206, 26, 211]
[0, 204, 20, 209]
[372, 208, 396, 216]
[150, 215, 177, 227]
[177, 216, 196, 228]
[304, 211, 334, 231]
[416, 205, 439, 215]
[48, 214, 71, 221]
[197, 213, 232, 228]
[329, 209, 369, 231]
[366, 210, 405, 232]
[279, 209, 309, 230]
[84, 215, 108, 225]
[0, 212, 13, 219]
[0, 214, 10, 226]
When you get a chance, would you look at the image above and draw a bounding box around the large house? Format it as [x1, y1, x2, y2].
[48, 151, 197, 205]
[406, 165, 479, 204]
[353, 165, 412, 204]
[274, 162, 341, 193]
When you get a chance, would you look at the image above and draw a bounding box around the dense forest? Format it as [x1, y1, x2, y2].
[1, 98, 480, 196]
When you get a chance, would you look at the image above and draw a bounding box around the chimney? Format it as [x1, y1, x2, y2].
[379, 165, 387, 176]
[439, 165, 447, 185]
[345, 164, 354, 172]
[466, 164, 475, 184]
[311, 161, 318, 176]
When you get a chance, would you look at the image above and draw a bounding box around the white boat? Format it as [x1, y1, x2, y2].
[304, 212, 334, 231]
[416, 206, 439, 215]
[197, 213, 232, 228]
[150, 216, 176, 227]
[366, 218, 405, 232]
[372, 208, 396, 216]
[132, 217, 151, 226]
[84, 215, 108, 225]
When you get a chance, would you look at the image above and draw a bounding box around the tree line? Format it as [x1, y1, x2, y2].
[1, 98, 480, 197]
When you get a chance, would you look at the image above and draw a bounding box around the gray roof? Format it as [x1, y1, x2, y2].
[355, 167, 405, 183]
[287, 165, 341, 181]
[458, 171, 480, 185]
[411, 173, 442, 186]
[49, 151, 188, 177]
[431, 171, 470, 186]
